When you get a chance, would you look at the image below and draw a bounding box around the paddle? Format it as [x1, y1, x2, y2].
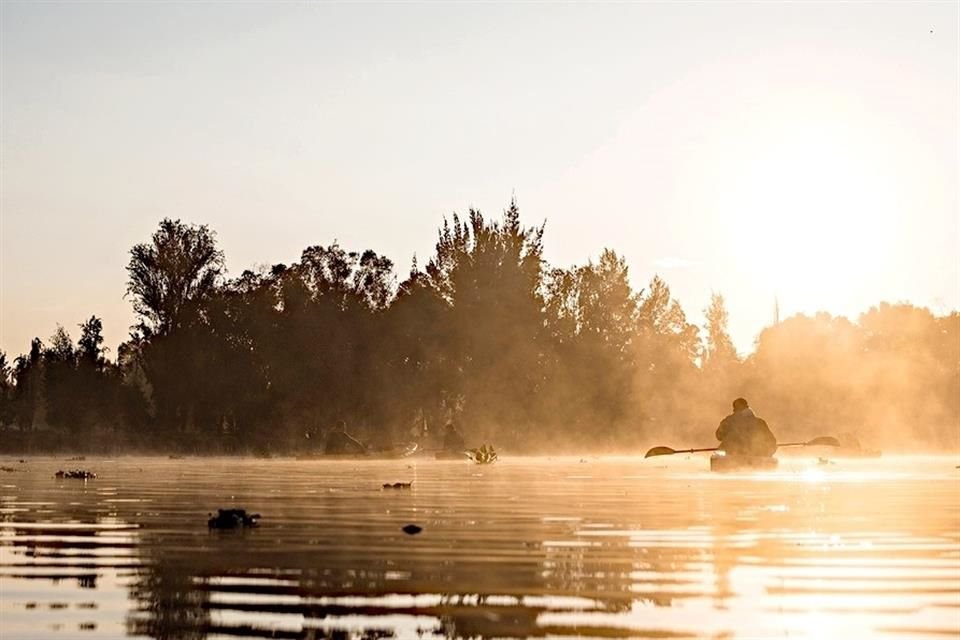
[644, 436, 840, 459]
[644, 445, 722, 458]
[776, 436, 840, 448]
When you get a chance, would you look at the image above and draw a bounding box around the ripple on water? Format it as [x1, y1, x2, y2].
[0, 455, 957, 639]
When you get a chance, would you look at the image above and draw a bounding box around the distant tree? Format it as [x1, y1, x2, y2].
[540, 249, 641, 441]
[633, 276, 701, 436]
[353, 250, 396, 311]
[0, 351, 12, 426]
[126, 219, 224, 337]
[77, 316, 107, 369]
[12, 338, 45, 430]
[424, 201, 546, 442]
[637, 276, 700, 364]
[703, 293, 738, 370]
[46, 326, 75, 364]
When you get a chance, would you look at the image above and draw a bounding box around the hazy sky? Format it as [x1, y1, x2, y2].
[1, 2, 957, 357]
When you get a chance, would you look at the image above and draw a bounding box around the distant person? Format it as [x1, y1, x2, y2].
[715, 398, 777, 457]
[324, 420, 366, 455]
[442, 422, 466, 452]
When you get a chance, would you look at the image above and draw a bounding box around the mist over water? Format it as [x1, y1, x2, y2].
[1, 213, 957, 456]
[2, 455, 958, 639]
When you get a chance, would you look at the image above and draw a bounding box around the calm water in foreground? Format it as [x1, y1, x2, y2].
[1, 454, 958, 639]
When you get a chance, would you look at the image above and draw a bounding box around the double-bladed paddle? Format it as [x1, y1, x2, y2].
[644, 436, 840, 459]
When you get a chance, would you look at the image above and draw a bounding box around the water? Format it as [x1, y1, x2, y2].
[1, 455, 958, 639]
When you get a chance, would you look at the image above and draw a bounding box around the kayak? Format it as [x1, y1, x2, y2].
[710, 453, 778, 473]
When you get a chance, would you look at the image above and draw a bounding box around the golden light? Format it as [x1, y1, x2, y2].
[720, 114, 902, 301]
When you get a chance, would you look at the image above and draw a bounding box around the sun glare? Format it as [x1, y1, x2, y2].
[722, 118, 901, 303]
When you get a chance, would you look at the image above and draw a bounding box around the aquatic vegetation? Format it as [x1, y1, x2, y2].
[207, 508, 260, 529]
[54, 469, 96, 479]
[467, 445, 498, 465]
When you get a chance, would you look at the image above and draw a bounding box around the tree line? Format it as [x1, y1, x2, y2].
[1, 203, 957, 453]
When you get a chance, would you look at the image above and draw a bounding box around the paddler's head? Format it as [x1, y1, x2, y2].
[732, 397, 749, 412]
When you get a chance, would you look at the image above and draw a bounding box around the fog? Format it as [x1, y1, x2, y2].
[1, 207, 957, 454]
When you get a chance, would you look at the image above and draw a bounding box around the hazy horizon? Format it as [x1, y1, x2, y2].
[2, 2, 957, 357]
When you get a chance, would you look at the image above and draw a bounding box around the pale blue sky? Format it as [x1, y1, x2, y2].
[1, 2, 957, 356]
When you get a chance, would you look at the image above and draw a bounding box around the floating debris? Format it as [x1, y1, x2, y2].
[402, 524, 422, 535]
[0, 466, 18, 472]
[383, 481, 413, 489]
[467, 444, 498, 465]
[818, 458, 835, 466]
[168, 455, 184, 460]
[65, 456, 86, 462]
[208, 508, 260, 529]
[55, 469, 96, 480]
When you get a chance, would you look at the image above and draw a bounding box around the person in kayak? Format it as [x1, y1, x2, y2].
[324, 420, 366, 455]
[715, 397, 777, 457]
[442, 422, 466, 452]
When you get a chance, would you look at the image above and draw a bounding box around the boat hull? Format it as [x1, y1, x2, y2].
[710, 454, 778, 473]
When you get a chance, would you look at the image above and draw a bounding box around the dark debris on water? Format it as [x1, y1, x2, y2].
[383, 481, 413, 489]
[402, 524, 422, 535]
[208, 508, 260, 529]
[55, 469, 97, 479]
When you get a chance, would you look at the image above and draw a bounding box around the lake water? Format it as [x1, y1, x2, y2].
[1, 454, 958, 639]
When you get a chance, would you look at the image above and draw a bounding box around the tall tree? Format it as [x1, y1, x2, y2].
[126, 219, 224, 337]
[540, 250, 641, 441]
[0, 351, 12, 426]
[77, 316, 107, 369]
[424, 201, 546, 442]
[703, 293, 738, 370]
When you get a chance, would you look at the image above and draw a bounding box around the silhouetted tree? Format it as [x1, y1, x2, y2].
[2, 207, 957, 453]
[126, 218, 224, 337]
[424, 201, 546, 443]
[703, 293, 737, 370]
[0, 352, 13, 426]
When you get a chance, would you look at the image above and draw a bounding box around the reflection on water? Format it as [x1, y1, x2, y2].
[0, 456, 958, 639]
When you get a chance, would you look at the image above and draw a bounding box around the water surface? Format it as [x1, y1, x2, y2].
[1, 455, 958, 639]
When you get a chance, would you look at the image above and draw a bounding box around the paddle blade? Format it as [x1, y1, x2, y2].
[806, 436, 841, 447]
[644, 446, 677, 458]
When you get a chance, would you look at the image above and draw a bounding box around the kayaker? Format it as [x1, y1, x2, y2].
[324, 420, 366, 455]
[715, 398, 777, 457]
[442, 422, 466, 452]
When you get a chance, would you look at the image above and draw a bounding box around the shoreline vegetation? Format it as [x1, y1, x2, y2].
[1, 203, 958, 455]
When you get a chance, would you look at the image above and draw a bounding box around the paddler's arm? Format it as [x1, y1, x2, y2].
[715, 416, 730, 442]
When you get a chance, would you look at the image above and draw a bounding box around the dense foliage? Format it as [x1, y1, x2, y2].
[1, 204, 957, 453]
